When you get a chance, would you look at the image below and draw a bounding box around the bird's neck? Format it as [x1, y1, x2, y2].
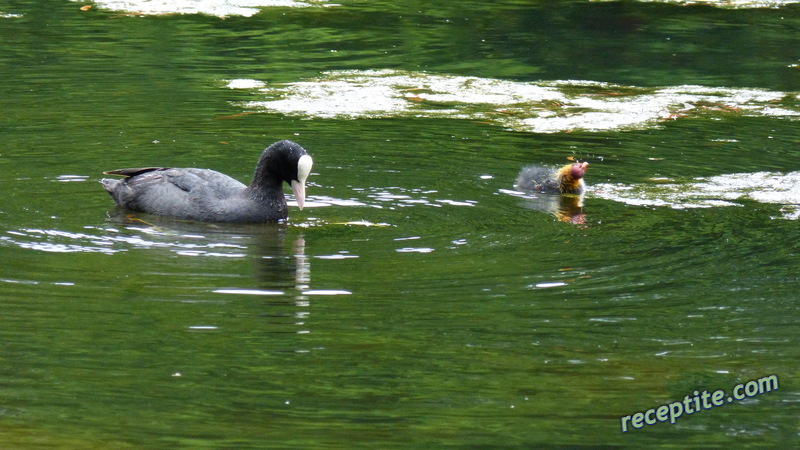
[249, 156, 285, 193]
[557, 165, 583, 194]
[245, 182, 284, 202]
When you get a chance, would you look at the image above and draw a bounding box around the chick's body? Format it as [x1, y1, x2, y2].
[515, 162, 588, 194]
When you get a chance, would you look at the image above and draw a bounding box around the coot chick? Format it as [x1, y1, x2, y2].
[515, 161, 588, 195]
[100, 140, 313, 223]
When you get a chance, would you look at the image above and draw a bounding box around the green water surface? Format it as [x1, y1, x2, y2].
[1, 1, 799, 448]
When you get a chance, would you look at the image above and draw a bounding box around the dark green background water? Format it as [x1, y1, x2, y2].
[1, 0, 798, 447]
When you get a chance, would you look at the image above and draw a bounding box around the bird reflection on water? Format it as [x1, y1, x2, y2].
[103, 211, 311, 292]
[507, 190, 587, 225]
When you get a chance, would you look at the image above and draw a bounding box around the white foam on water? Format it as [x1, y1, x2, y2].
[226, 70, 799, 133]
[592, 171, 800, 219]
[72, 0, 336, 17]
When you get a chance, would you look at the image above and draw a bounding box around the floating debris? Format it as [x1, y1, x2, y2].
[226, 70, 799, 133]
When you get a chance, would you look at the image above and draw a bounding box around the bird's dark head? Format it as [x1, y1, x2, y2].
[570, 161, 588, 180]
[254, 140, 313, 210]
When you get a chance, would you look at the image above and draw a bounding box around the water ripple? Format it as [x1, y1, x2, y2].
[213, 289, 284, 295]
[1, 226, 252, 255]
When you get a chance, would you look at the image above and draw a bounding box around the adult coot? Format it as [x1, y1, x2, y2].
[100, 140, 313, 223]
[515, 161, 588, 195]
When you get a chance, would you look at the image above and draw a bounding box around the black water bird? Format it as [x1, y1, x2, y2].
[100, 140, 313, 223]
